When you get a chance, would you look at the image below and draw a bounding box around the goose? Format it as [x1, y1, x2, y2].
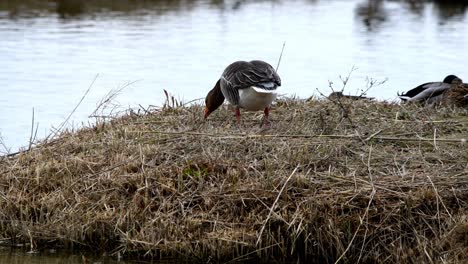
[204, 60, 281, 127]
[398, 75, 463, 104]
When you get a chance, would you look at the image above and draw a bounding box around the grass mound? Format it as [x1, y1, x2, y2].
[0, 97, 467, 263]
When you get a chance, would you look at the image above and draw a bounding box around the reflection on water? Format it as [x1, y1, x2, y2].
[1, 0, 224, 18]
[355, 0, 468, 31]
[0, 248, 201, 264]
[0, 0, 467, 151]
[56, 0, 85, 18]
[3, 0, 467, 21]
[355, 0, 387, 31]
[0, 248, 129, 264]
[3, 0, 467, 22]
[433, 0, 468, 20]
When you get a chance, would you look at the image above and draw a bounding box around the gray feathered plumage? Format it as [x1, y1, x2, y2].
[219, 60, 281, 106]
[398, 75, 462, 103]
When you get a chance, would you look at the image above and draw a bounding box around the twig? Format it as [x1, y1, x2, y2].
[129, 130, 466, 143]
[163, 89, 182, 109]
[90, 79, 137, 118]
[335, 188, 376, 264]
[226, 242, 281, 264]
[356, 189, 376, 263]
[0, 133, 9, 156]
[364, 129, 383, 142]
[138, 104, 149, 115]
[339, 65, 358, 90]
[275, 41, 286, 72]
[47, 74, 99, 141]
[28, 107, 35, 151]
[256, 165, 299, 246]
[367, 144, 374, 186]
[394, 119, 468, 124]
[358, 76, 387, 98]
[28, 107, 39, 151]
[182, 97, 204, 107]
[318, 66, 359, 128]
[426, 175, 453, 222]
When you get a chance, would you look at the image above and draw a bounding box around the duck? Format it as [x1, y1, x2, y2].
[444, 83, 468, 107]
[328, 91, 374, 101]
[398, 75, 463, 104]
[204, 60, 281, 127]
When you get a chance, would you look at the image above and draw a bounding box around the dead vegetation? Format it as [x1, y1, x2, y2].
[0, 96, 467, 263]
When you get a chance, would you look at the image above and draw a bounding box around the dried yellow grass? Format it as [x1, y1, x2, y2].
[0, 97, 467, 263]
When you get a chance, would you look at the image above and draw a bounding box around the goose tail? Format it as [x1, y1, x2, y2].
[252, 86, 277, 94]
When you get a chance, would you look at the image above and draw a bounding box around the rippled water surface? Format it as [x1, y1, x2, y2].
[1, 0, 467, 151]
[0, 248, 131, 264]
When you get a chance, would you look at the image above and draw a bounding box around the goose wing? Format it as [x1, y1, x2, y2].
[220, 60, 281, 105]
[399, 82, 451, 102]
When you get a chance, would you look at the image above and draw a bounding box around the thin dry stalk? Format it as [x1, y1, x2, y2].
[47, 74, 98, 141]
[256, 165, 299, 246]
[335, 188, 376, 264]
[129, 130, 466, 143]
[28, 107, 39, 151]
[276, 41, 286, 72]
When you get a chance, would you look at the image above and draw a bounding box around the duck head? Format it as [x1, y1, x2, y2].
[443, 75, 463, 84]
[204, 79, 225, 119]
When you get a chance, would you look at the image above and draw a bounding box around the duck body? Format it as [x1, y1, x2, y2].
[205, 60, 281, 126]
[398, 75, 462, 104]
[328, 91, 373, 101]
[445, 83, 468, 107]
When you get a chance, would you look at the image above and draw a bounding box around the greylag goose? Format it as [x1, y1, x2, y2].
[204, 60, 281, 127]
[398, 75, 463, 104]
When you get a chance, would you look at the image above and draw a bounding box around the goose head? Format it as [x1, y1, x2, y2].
[204, 79, 225, 119]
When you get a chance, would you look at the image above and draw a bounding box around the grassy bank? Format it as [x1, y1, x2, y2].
[0, 97, 467, 263]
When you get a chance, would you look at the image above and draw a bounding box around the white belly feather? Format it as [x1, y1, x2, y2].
[238, 86, 277, 111]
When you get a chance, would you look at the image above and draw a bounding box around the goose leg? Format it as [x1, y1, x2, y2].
[263, 107, 271, 128]
[235, 107, 241, 126]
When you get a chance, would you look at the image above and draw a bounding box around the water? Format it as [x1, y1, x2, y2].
[1, 0, 467, 152]
[0, 248, 128, 264]
[0, 247, 186, 263]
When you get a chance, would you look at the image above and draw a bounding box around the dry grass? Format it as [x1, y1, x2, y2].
[0, 97, 467, 263]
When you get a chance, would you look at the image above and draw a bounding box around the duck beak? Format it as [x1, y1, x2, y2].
[204, 107, 210, 119]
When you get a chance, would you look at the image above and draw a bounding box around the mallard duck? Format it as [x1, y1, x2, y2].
[328, 91, 374, 100]
[204, 60, 281, 127]
[398, 75, 463, 104]
[444, 83, 468, 107]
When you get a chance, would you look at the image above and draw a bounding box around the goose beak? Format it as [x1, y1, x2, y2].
[204, 107, 210, 119]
